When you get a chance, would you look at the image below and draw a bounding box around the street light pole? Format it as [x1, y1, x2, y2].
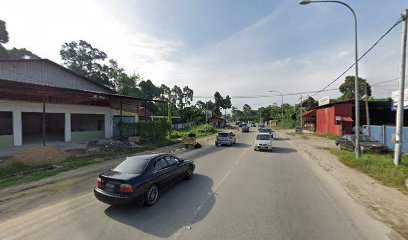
[269, 90, 284, 127]
[300, 0, 361, 158]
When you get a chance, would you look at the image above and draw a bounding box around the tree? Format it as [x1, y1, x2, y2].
[8, 48, 39, 59]
[0, 19, 39, 59]
[171, 85, 183, 109]
[0, 19, 9, 58]
[60, 40, 114, 88]
[339, 76, 371, 100]
[213, 91, 223, 117]
[139, 80, 161, 99]
[182, 86, 194, 107]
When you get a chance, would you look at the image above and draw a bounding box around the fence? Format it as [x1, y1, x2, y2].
[365, 125, 408, 153]
[172, 123, 193, 130]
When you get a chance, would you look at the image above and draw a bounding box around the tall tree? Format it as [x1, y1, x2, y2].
[213, 91, 223, 117]
[139, 80, 161, 99]
[0, 19, 39, 59]
[60, 40, 114, 88]
[182, 86, 194, 107]
[339, 76, 371, 100]
[172, 85, 183, 109]
[8, 48, 39, 59]
[0, 19, 9, 58]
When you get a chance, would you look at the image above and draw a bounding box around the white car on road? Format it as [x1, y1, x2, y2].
[254, 133, 273, 151]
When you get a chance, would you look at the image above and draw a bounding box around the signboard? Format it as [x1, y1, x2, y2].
[318, 96, 330, 106]
[391, 89, 408, 110]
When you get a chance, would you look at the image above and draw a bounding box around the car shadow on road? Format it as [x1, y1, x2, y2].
[272, 137, 290, 141]
[271, 146, 297, 154]
[231, 143, 251, 148]
[104, 174, 215, 238]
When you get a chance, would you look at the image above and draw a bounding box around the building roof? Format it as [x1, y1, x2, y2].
[0, 58, 114, 93]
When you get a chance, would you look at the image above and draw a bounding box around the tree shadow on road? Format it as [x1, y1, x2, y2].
[104, 174, 215, 238]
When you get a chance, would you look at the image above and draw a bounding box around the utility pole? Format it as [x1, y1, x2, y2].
[300, 95, 304, 131]
[365, 85, 370, 137]
[394, 9, 408, 166]
[167, 93, 172, 124]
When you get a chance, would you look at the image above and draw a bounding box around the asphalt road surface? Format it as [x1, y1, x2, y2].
[0, 129, 398, 240]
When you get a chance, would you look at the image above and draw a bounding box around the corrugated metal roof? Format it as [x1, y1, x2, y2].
[0, 59, 114, 93]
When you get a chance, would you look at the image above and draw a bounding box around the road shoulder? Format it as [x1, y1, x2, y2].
[278, 130, 408, 239]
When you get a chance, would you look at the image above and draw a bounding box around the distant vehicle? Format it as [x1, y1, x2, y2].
[235, 121, 240, 125]
[241, 125, 250, 132]
[335, 134, 389, 153]
[254, 133, 273, 151]
[215, 132, 236, 146]
[259, 127, 273, 137]
[251, 123, 256, 127]
[94, 153, 195, 206]
[258, 125, 265, 131]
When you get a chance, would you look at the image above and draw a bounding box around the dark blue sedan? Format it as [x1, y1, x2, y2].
[94, 153, 195, 206]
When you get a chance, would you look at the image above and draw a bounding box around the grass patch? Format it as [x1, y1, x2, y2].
[170, 124, 218, 139]
[0, 139, 180, 190]
[316, 133, 338, 140]
[331, 149, 408, 193]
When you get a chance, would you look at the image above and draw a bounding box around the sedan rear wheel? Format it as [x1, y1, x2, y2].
[185, 165, 194, 180]
[145, 184, 159, 207]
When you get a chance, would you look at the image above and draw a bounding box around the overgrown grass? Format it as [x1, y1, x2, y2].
[170, 124, 218, 139]
[316, 133, 338, 140]
[0, 139, 180, 190]
[331, 149, 408, 193]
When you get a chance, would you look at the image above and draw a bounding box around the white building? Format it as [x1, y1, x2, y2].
[0, 59, 161, 148]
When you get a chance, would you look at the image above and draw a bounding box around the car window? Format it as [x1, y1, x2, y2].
[256, 134, 271, 140]
[154, 158, 169, 171]
[113, 156, 151, 174]
[165, 156, 179, 165]
[218, 133, 229, 137]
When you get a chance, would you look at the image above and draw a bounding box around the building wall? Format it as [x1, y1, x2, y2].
[0, 100, 113, 146]
[0, 61, 110, 93]
[316, 106, 342, 136]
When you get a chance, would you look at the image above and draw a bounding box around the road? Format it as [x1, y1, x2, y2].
[0, 129, 399, 240]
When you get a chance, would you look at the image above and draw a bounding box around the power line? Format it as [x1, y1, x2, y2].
[311, 16, 404, 97]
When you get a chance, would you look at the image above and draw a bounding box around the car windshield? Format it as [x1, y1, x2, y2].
[349, 135, 378, 142]
[218, 133, 229, 137]
[113, 156, 151, 174]
[257, 135, 271, 140]
[261, 128, 272, 132]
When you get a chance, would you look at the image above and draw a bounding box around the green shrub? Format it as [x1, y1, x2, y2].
[191, 124, 217, 136]
[118, 121, 171, 142]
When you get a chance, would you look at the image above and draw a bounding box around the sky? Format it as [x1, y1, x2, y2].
[1, 0, 407, 109]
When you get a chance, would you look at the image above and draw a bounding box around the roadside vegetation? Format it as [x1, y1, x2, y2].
[170, 124, 218, 139]
[331, 149, 408, 193]
[0, 139, 179, 189]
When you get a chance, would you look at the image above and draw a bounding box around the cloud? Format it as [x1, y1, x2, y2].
[1, 0, 182, 83]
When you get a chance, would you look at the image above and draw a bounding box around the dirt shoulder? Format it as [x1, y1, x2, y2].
[279, 130, 408, 239]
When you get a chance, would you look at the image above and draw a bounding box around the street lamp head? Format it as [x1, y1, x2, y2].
[299, 0, 312, 5]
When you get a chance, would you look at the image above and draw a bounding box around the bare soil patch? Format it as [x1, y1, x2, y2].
[8, 146, 72, 166]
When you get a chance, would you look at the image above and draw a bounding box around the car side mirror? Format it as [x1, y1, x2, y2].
[178, 159, 184, 164]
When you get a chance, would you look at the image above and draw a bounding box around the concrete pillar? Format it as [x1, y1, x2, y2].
[13, 110, 22, 146]
[65, 112, 71, 142]
[104, 112, 112, 138]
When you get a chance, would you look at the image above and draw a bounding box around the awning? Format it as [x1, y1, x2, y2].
[341, 117, 353, 122]
[301, 109, 316, 118]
